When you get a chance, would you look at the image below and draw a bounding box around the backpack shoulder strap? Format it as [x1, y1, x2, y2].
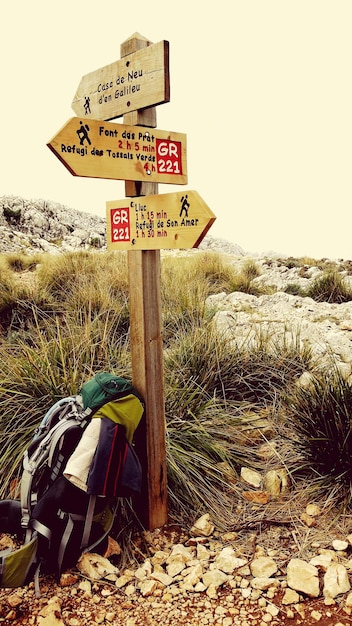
[20, 400, 90, 532]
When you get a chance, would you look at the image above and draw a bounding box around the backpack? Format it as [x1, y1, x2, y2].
[0, 372, 144, 596]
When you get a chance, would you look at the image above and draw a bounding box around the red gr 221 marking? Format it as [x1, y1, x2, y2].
[156, 139, 182, 175]
[111, 207, 130, 242]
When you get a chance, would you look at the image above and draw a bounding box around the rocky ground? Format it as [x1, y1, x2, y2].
[1, 500, 352, 626]
[0, 516, 352, 626]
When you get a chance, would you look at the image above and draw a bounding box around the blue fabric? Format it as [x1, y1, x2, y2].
[86, 418, 142, 497]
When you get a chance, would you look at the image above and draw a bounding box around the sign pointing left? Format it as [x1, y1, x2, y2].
[72, 39, 170, 121]
[47, 117, 187, 184]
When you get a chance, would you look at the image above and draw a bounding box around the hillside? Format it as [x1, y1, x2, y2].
[1, 196, 352, 624]
[2, 195, 352, 379]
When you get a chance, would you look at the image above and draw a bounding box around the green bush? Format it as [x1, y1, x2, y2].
[283, 368, 352, 503]
[0, 247, 350, 528]
[306, 270, 352, 303]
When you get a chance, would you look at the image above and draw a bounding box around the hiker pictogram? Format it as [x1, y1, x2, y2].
[84, 96, 91, 115]
[179, 194, 190, 218]
[76, 122, 91, 146]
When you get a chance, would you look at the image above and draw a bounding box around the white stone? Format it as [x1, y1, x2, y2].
[206, 583, 218, 599]
[323, 563, 350, 598]
[214, 547, 246, 574]
[207, 285, 352, 376]
[124, 584, 137, 597]
[263, 470, 282, 497]
[286, 558, 320, 598]
[182, 564, 203, 588]
[240, 467, 262, 487]
[310, 610, 323, 621]
[115, 574, 134, 589]
[306, 504, 322, 517]
[332, 539, 349, 551]
[135, 560, 152, 580]
[202, 568, 229, 589]
[190, 514, 215, 537]
[151, 550, 169, 566]
[309, 553, 335, 571]
[140, 580, 158, 597]
[166, 558, 186, 578]
[196, 582, 209, 595]
[150, 571, 173, 586]
[282, 588, 300, 604]
[76, 553, 118, 580]
[266, 604, 280, 616]
[196, 543, 211, 561]
[250, 556, 278, 578]
[251, 577, 279, 590]
[77, 580, 92, 595]
[168, 543, 194, 561]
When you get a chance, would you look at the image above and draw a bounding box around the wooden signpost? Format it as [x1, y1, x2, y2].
[48, 32, 216, 531]
[47, 118, 187, 184]
[106, 191, 216, 250]
[71, 38, 170, 121]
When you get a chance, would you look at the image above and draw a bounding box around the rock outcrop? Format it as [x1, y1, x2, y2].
[207, 258, 352, 377]
[0, 196, 106, 254]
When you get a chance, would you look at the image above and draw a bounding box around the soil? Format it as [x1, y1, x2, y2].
[1, 579, 351, 626]
[1, 517, 352, 626]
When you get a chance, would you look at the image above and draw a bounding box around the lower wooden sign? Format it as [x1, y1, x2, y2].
[106, 190, 216, 251]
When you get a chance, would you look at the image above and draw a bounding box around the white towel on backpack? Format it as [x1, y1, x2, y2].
[63, 418, 101, 492]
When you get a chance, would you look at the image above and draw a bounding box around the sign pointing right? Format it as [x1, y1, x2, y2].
[106, 190, 216, 251]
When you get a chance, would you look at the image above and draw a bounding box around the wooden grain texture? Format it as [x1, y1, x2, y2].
[72, 39, 170, 121]
[47, 118, 187, 185]
[106, 190, 216, 250]
[122, 33, 168, 530]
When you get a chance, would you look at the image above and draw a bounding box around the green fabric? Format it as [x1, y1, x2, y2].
[93, 504, 114, 533]
[80, 372, 133, 412]
[93, 395, 144, 442]
[1, 536, 37, 588]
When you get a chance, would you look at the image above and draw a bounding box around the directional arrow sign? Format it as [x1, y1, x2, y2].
[47, 117, 187, 184]
[106, 191, 216, 251]
[72, 40, 170, 121]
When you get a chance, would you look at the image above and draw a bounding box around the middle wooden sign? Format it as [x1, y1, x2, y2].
[47, 117, 187, 185]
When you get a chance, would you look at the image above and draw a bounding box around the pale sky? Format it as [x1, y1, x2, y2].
[2, 1, 352, 259]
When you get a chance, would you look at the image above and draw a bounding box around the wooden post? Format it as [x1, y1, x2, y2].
[121, 33, 168, 530]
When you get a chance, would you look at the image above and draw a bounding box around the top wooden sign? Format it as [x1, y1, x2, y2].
[71, 40, 170, 121]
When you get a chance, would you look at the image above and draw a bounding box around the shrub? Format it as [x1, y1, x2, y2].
[165, 322, 311, 406]
[0, 246, 349, 529]
[166, 397, 240, 528]
[284, 283, 306, 296]
[283, 368, 352, 503]
[4, 252, 42, 273]
[0, 307, 132, 498]
[161, 257, 209, 344]
[191, 251, 240, 294]
[306, 270, 352, 303]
